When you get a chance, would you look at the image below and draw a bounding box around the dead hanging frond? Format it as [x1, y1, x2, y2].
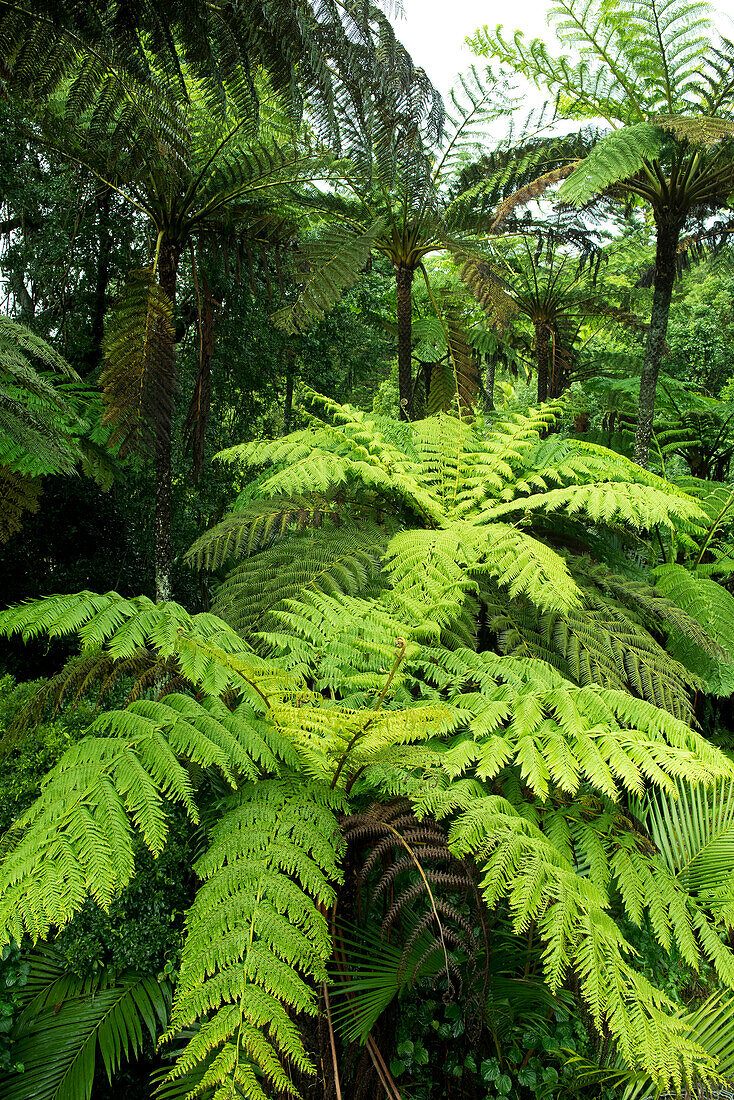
[416, 274, 480, 417]
[426, 316, 479, 417]
[0, 647, 185, 756]
[635, 220, 734, 287]
[0, 465, 41, 542]
[459, 257, 518, 328]
[652, 114, 734, 147]
[340, 799, 489, 1020]
[592, 303, 652, 332]
[184, 273, 219, 482]
[100, 266, 176, 457]
[490, 163, 579, 232]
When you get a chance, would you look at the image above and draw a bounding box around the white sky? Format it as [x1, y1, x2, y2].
[395, 0, 734, 98]
[395, 0, 551, 96]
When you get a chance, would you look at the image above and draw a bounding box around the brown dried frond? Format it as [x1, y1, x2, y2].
[100, 266, 176, 458]
[0, 465, 41, 542]
[490, 163, 580, 232]
[341, 799, 490, 1018]
[459, 259, 517, 328]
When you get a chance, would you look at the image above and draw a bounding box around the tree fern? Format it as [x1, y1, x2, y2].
[2, 578, 734, 1091]
[192, 395, 712, 719]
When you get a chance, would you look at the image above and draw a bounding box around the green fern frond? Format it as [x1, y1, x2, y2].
[557, 124, 665, 206]
[272, 221, 384, 335]
[653, 565, 734, 694]
[186, 495, 352, 570]
[484, 480, 703, 530]
[477, 523, 580, 613]
[0, 466, 41, 542]
[427, 786, 716, 1088]
[212, 522, 389, 639]
[162, 780, 342, 1100]
[653, 113, 734, 145]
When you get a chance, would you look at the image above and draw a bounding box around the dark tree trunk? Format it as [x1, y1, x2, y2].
[154, 243, 179, 603]
[422, 362, 432, 399]
[283, 347, 296, 433]
[184, 274, 217, 482]
[395, 264, 415, 421]
[634, 217, 684, 467]
[548, 333, 569, 399]
[86, 185, 112, 375]
[535, 321, 549, 403]
[483, 353, 496, 414]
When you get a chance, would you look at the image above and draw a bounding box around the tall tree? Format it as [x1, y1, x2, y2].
[471, 0, 734, 465]
[274, 69, 514, 419]
[461, 217, 646, 401]
[61, 77, 335, 601]
[28, 0, 425, 600]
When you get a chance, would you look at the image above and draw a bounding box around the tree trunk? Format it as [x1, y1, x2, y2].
[395, 264, 415, 421]
[154, 243, 179, 603]
[548, 332, 569, 399]
[633, 217, 683, 467]
[535, 321, 549, 403]
[483, 353, 496, 414]
[283, 346, 296, 434]
[86, 185, 112, 375]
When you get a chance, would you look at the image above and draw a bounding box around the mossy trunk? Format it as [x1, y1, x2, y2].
[633, 217, 683, 467]
[154, 243, 179, 603]
[395, 264, 415, 421]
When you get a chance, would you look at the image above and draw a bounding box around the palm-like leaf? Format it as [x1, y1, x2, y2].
[640, 779, 734, 913]
[0, 948, 170, 1100]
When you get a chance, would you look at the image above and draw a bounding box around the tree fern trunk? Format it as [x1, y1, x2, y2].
[86, 185, 112, 376]
[483, 353, 495, 414]
[395, 264, 414, 421]
[155, 243, 178, 603]
[548, 331, 569, 399]
[283, 346, 296, 434]
[535, 321, 549, 403]
[633, 218, 683, 468]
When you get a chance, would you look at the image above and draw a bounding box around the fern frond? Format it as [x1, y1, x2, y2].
[272, 221, 384, 334]
[162, 780, 342, 1100]
[100, 267, 175, 457]
[212, 522, 389, 639]
[186, 495, 351, 570]
[430, 786, 715, 1088]
[1, 949, 170, 1100]
[484, 481, 703, 530]
[653, 565, 734, 694]
[558, 124, 665, 206]
[0, 465, 41, 542]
